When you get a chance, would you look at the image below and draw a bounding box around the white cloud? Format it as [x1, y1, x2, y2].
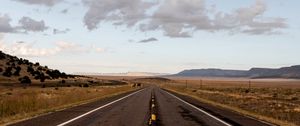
[142, 0, 286, 37]
[94, 47, 105, 53]
[140, 0, 209, 37]
[82, 0, 155, 30]
[12, 0, 64, 7]
[211, 0, 287, 35]
[0, 40, 106, 57]
[1, 14, 50, 33]
[90, 44, 106, 53]
[18, 16, 49, 32]
[55, 41, 89, 53]
[0, 41, 59, 56]
[0, 41, 104, 57]
[0, 33, 4, 40]
[0, 14, 15, 33]
[82, 0, 287, 37]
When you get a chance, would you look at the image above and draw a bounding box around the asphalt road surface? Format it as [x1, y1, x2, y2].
[10, 86, 275, 126]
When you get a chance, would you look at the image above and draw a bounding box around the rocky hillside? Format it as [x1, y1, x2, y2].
[0, 51, 73, 84]
[173, 65, 300, 79]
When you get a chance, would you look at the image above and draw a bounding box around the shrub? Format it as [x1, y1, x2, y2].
[11, 63, 16, 68]
[3, 67, 13, 77]
[83, 84, 89, 87]
[245, 89, 250, 93]
[34, 62, 40, 66]
[61, 72, 67, 78]
[19, 76, 31, 84]
[37, 66, 43, 71]
[27, 66, 34, 73]
[18, 60, 23, 65]
[32, 71, 41, 77]
[291, 97, 298, 101]
[0, 51, 5, 59]
[0, 68, 3, 73]
[47, 70, 62, 79]
[40, 76, 46, 82]
[23, 59, 29, 65]
[45, 76, 51, 80]
[13, 66, 21, 76]
[61, 80, 66, 84]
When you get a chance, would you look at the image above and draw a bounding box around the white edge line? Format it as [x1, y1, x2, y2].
[245, 115, 276, 126]
[163, 90, 232, 126]
[57, 89, 145, 126]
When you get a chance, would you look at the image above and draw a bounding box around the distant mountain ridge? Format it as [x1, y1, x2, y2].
[173, 65, 300, 79]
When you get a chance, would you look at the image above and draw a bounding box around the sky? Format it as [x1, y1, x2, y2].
[0, 0, 300, 74]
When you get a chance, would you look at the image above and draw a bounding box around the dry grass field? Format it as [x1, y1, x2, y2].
[0, 85, 136, 125]
[161, 78, 300, 126]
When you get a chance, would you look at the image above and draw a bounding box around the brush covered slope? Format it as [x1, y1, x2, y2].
[0, 51, 73, 84]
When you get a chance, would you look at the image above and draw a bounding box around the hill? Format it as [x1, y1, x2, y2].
[0, 51, 73, 84]
[173, 65, 300, 79]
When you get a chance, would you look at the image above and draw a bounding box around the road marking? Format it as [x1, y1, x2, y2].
[163, 90, 232, 126]
[151, 114, 156, 120]
[245, 115, 277, 126]
[57, 89, 145, 126]
[149, 90, 157, 126]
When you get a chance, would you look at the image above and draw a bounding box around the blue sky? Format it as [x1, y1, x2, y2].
[0, 0, 300, 74]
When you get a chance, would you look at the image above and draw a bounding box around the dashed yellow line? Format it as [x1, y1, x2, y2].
[151, 114, 156, 121]
[149, 91, 157, 125]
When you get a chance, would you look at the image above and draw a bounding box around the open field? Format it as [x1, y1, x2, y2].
[167, 77, 300, 88]
[0, 85, 136, 125]
[158, 78, 300, 126]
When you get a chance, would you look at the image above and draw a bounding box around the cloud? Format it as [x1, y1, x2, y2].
[18, 16, 49, 32]
[0, 14, 15, 33]
[138, 37, 158, 43]
[140, 0, 208, 37]
[0, 41, 59, 56]
[94, 47, 105, 53]
[53, 28, 70, 34]
[82, 0, 287, 37]
[55, 41, 93, 53]
[211, 0, 287, 35]
[1, 14, 49, 33]
[0, 33, 4, 40]
[141, 0, 286, 37]
[82, 0, 155, 30]
[61, 9, 68, 14]
[0, 41, 105, 57]
[12, 0, 64, 7]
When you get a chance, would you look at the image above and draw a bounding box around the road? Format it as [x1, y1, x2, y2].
[10, 86, 275, 126]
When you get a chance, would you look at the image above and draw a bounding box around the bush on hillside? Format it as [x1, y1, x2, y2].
[27, 66, 34, 73]
[19, 76, 31, 84]
[3, 67, 13, 77]
[13, 66, 21, 76]
[34, 62, 40, 66]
